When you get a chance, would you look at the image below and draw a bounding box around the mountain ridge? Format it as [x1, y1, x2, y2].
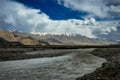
[0, 29, 48, 46]
[11, 30, 117, 45]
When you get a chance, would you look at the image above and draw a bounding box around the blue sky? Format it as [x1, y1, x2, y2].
[14, 0, 120, 20]
[0, 0, 120, 40]
[15, 0, 88, 20]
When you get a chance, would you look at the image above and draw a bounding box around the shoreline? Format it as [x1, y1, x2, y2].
[0, 46, 120, 80]
[76, 48, 120, 80]
[0, 48, 106, 80]
[0, 47, 93, 61]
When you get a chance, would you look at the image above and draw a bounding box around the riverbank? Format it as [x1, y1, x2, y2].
[0, 44, 119, 61]
[0, 47, 79, 61]
[0, 49, 106, 80]
[76, 48, 120, 80]
[0, 46, 95, 61]
[0, 46, 120, 80]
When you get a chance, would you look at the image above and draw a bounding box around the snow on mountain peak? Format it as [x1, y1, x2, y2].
[31, 32, 79, 37]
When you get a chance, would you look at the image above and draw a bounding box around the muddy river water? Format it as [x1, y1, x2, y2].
[0, 49, 106, 80]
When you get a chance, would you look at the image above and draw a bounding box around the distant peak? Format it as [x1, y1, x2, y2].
[9, 30, 23, 33]
[31, 32, 80, 36]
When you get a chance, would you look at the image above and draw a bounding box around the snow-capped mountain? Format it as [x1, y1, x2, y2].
[31, 32, 78, 36]
[12, 31, 117, 45]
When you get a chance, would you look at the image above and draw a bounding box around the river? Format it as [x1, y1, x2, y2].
[0, 49, 106, 80]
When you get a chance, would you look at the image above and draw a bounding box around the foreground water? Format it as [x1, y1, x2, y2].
[0, 49, 106, 80]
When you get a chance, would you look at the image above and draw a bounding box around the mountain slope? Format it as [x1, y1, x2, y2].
[0, 30, 48, 45]
[0, 37, 23, 46]
[12, 31, 116, 45]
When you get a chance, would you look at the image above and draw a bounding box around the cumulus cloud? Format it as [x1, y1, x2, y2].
[57, 0, 109, 18]
[57, 0, 120, 19]
[0, 0, 119, 40]
[93, 21, 120, 40]
[0, 0, 50, 32]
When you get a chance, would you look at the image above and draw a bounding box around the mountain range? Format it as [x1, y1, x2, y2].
[0, 30, 48, 46]
[11, 30, 117, 45]
[0, 29, 117, 46]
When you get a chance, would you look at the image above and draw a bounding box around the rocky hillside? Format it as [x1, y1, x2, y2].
[0, 38, 22, 46]
[13, 31, 116, 45]
[0, 29, 117, 46]
[76, 48, 120, 80]
[0, 30, 48, 45]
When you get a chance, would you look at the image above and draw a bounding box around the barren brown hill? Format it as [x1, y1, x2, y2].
[14, 31, 117, 45]
[0, 29, 17, 42]
[0, 37, 23, 46]
[0, 30, 48, 45]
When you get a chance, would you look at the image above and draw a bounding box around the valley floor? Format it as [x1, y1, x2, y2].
[0, 48, 106, 80]
[76, 48, 120, 80]
[0, 46, 120, 80]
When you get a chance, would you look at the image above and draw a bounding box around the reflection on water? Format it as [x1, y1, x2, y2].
[0, 49, 106, 80]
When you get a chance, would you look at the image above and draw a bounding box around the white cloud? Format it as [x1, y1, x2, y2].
[0, 0, 119, 40]
[57, 0, 120, 19]
[110, 5, 120, 13]
[57, 0, 109, 18]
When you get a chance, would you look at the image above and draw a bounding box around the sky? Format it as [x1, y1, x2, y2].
[0, 0, 120, 41]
